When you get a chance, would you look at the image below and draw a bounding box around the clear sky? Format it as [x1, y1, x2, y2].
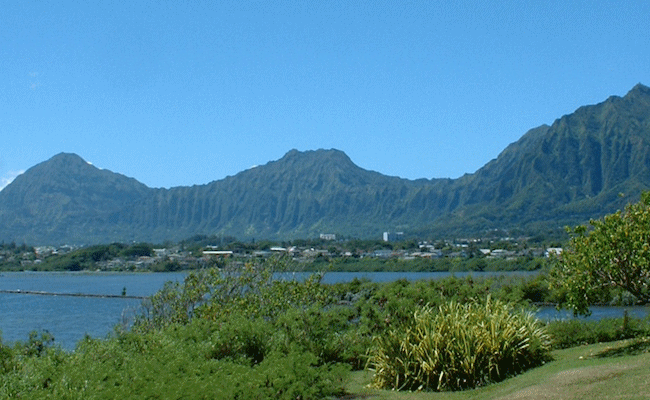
[2, 1, 649, 190]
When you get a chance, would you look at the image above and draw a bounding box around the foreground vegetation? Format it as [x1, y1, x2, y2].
[347, 337, 650, 399]
[551, 191, 650, 315]
[1, 254, 649, 399]
[368, 299, 551, 391]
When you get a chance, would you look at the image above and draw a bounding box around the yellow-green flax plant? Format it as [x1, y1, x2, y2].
[367, 297, 551, 391]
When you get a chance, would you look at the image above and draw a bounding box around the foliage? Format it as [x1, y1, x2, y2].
[546, 314, 650, 349]
[0, 242, 33, 254]
[31, 242, 154, 271]
[5, 256, 649, 398]
[0, 321, 348, 399]
[133, 258, 554, 379]
[274, 305, 370, 368]
[340, 274, 552, 340]
[134, 268, 214, 330]
[551, 192, 650, 315]
[119, 242, 153, 258]
[135, 256, 333, 331]
[347, 339, 650, 400]
[133, 255, 371, 370]
[17, 330, 56, 358]
[0, 334, 16, 374]
[367, 298, 552, 392]
[150, 259, 182, 272]
[327, 256, 546, 273]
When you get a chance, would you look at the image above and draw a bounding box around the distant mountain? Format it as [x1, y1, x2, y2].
[110, 149, 440, 242]
[0, 153, 151, 244]
[440, 83, 650, 234]
[2, 84, 650, 245]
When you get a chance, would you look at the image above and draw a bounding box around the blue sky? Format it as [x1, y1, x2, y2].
[2, 1, 649, 190]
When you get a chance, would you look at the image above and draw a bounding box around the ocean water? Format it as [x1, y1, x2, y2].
[0, 272, 185, 349]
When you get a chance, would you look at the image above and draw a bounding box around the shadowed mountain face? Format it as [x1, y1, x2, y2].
[2, 84, 650, 245]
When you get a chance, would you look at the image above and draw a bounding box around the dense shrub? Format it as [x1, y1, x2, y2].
[327, 255, 548, 273]
[135, 256, 335, 331]
[206, 315, 273, 364]
[0, 335, 16, 374]
[274, 305, 369, 368]
[18, 330, 56, 358]
[367, 298, 552, 391]
[0, 319, 348, 399]
[2, 258, 585, 398]
[546, 314, 650, 349]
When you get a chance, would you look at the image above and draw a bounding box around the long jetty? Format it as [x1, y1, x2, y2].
[0, 289, 146, 300]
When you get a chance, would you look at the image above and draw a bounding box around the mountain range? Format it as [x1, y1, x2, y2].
[2, 84, 650, 245]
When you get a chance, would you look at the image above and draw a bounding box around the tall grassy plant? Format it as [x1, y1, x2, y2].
[368, 298, 551, 391]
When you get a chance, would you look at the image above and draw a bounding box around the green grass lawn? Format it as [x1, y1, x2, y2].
[342, 337, 650, 400]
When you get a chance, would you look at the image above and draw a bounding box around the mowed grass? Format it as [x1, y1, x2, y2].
[343, 337, 650, 400]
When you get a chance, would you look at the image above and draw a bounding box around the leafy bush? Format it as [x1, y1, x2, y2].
[367, 298, 551, 391]
[135, 256, 334, 331]
[0, 319, 348, 400]
[551, 192, 650, 315]
[18, 330, 56, 358]
[546, 314, 650, 349]
[207, 315, 272, 364]
[274, 305, 369, 368]
[0, 334, 16, 374]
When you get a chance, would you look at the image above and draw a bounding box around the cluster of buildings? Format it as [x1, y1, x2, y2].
[202, 240, 561, 263]
[1, 231, 563, 271]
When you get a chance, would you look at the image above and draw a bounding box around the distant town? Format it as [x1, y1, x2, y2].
[0, 231, 562, 272]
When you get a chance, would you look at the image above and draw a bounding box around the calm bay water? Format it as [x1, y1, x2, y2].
[0, 272, 186, 349]
[1, 271, 647, 350]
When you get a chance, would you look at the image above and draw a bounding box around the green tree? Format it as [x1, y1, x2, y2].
[551, 192, 650, 315]
[121, 243, 153, 258]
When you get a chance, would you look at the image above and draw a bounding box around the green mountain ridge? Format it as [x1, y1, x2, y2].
[2, 84, 650, 244]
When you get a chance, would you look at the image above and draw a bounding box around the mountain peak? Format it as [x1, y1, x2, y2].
[277, 148, 356, 168]
[50, 152, 91, 162]
[624, 83, 650, 99]
[28, 152, 101, 171]
[282, 148, 350, 159]
[51, 152, 86, 161]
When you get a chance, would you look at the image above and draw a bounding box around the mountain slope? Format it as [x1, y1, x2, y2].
[442, 83, 650, 232]
[114, 149, 444, 240]
[0, 153, 152, 244]
[1, 84, 650, 244]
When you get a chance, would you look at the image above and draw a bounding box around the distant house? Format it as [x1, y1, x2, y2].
[302, 248, 329, 258]
[153, 248, 168, 257]
[488, 249, 515, 258]
[545, 248, 563, 257]
[427, 249, 443, 258]
[373, 249, 393, 258]
[320, 233, 336, 241]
